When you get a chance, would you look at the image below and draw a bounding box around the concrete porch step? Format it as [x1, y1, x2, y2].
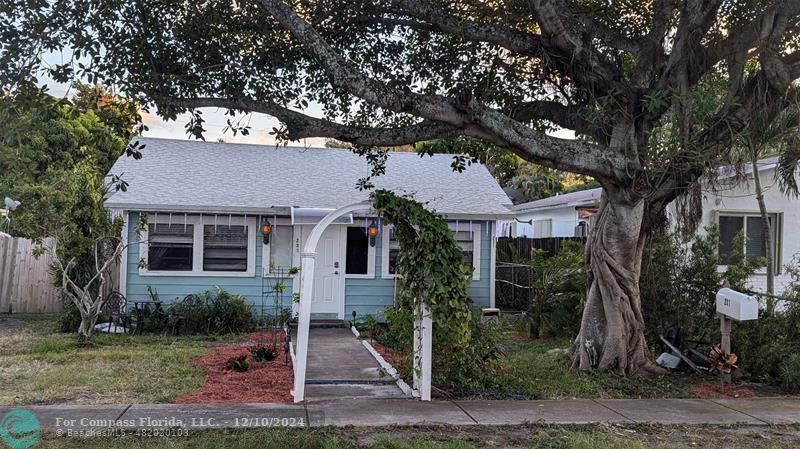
[290, 319, 348, 329]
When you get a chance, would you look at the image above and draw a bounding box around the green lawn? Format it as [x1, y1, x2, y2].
[33, 424, 800, 449]
[494, 338, 693, 399]
[0, 314, 211, 405]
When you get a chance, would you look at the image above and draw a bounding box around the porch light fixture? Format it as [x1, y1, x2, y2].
[368, 219, 379, 247]
[261, 218, 271, 244]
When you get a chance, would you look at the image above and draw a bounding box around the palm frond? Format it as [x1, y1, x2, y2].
[777, 142, 800, 198]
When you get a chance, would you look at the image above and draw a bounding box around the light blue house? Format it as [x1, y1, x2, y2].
[105, 138, 512, 320]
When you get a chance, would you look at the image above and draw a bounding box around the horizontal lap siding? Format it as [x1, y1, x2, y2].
[126, 212, 292, 306]
[345, 220, 494, 321]
[126, 213, 493, 316]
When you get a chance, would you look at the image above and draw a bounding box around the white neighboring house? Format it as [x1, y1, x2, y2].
[511, 157, 800, 295]
[513, 188, 601, 238]
[685, 156, 798, 295]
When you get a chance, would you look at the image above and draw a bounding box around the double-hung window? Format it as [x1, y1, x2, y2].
[203, 225, 248, 272]
[142, 214, 256, 276]
[148, 223, 194, 271]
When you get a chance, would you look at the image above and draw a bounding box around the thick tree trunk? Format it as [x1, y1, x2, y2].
[573, 187, 663, 376]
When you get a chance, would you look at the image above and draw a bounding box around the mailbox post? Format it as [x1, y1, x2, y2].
[715, 288, 758, 382]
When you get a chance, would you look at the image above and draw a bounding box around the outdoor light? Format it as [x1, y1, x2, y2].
[261, 219, 271, 244]
[368, 220, 379, 247]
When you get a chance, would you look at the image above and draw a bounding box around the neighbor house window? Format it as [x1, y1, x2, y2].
[148, 223, 194, 271]
[203, 225, 248, 272]
[718, 212, 780, 270]
[346, 227, 369, 275]
[533, 219, 552, 238]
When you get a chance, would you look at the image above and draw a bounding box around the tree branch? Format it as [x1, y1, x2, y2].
[510, 100, 609, 142]
[696, 0, 800, 86]
[154, 96, 460, 146]
[258, 0, 635, 182]
[388, 0, 543, 57]
[526, 0, 626, 96]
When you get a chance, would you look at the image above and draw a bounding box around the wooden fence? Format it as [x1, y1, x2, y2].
[0, 237, 63, 313]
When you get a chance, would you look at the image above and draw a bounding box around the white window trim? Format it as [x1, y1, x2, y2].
[261, 218, 296, 276]
[381, 222, 481, 280]
[139, 214, 257, 277]
[715, 210, 782, 274]
[344, 225, 376, 279]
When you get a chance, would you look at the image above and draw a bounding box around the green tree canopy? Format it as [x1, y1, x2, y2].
[4, 0, 798, 375]
[0, 87, 136, 238]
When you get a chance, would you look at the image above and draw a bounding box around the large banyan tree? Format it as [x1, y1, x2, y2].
[3, 0, 799, 375]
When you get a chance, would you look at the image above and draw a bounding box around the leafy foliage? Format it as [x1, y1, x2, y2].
[183, 287, 255, 335]
[1, 86, 140, 330]
[732, 258, 800, 385]
[520, 241, 586, 338]
[250, 345, 277, 363]
[371, 190, 503, 391]
[640, 227, 724, 344]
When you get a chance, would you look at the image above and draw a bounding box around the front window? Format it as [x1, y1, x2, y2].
[453, 230, 475, 270]
[203, 225, 248, 272]
[148, 223, 194, 271]
[387, 230, 401, 275]
[143, 214, 255, 275]
[384, 223, 480, 279]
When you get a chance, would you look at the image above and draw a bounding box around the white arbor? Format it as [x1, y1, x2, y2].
[292, 201, 432, 402]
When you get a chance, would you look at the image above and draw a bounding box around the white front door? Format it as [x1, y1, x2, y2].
[303, 225, 345, 317]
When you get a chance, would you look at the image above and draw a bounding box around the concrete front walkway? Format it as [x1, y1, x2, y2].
[298, 327, 405, 401]
[2, 398, 798, 430]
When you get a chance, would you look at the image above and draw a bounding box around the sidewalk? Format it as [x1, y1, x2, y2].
[2, 397, 798, 430]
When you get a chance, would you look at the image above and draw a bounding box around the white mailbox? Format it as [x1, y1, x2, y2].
[716, 288, 758, 321]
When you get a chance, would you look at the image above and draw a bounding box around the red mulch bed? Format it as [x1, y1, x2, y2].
[172, 332, 294, 404]
[690, 382, 755, 399]
[369, 340, 406, 369]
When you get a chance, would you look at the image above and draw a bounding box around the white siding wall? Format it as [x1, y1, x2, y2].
[515, 207, 580, 238]
[690, 168, 800, 295]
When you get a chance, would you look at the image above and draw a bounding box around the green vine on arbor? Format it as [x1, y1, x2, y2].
[370, 190, 473, 347]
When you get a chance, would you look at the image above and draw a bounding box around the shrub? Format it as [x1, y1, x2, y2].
[249, 345, 277, 363]
[731, 257, 800, 384]
[379, 308, 506, 394]
[640, 227, 721, 344]
[225, 355, 249, 372]
[781, 353, 800, 392]
[182, 287, 254, 335]
[58, 300, 83, 333]
[525, 240, 585, 338]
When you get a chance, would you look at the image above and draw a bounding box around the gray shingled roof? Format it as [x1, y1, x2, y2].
[513, 187, 601, 212]
[105, 137, 513, 217]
